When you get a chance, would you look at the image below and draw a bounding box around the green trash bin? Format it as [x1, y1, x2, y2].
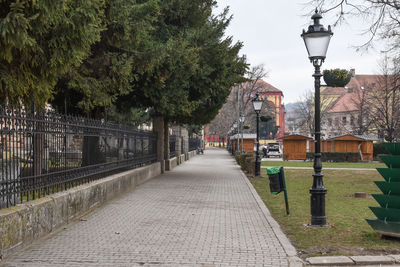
[267, 166, 283, 194]
[266, 166, 290, 215]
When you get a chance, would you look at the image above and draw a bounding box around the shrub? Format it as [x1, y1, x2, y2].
[306, 152, 361, 162]
[234, 152, 241, 163]
[244, 156, 255, 175]
[234, 152, 255, 175]
[323, 69, 351, 87]
[373, 143, 389, 159]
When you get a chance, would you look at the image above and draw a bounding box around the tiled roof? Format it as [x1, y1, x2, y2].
[347, 75, 381, 90]
[354, 135, 380, 141]
[327, 92, 360, 112]
[327, 134, 379, 141]
[277, 134, 312, 140]
[321, 86, 347, 95]
[230, 134, 256, 139]
[247, 79, 282, 94]
[326, 74, 382, 113]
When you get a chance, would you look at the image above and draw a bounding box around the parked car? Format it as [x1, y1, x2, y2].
[266, 143, 282, 158]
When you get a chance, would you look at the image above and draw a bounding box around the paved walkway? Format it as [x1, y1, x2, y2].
[1, 148, 297, 267]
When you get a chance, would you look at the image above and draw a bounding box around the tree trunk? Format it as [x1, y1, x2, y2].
[153, 116, 165, 173]
[164, 118, 169, 161]
[82, 136, 104, 166]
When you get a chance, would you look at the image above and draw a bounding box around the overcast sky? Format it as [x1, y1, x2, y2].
[215, 0, 385, 104]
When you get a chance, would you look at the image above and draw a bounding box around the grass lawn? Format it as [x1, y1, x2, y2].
[261, 161, 386, 169]
[250, 169, 400, 258]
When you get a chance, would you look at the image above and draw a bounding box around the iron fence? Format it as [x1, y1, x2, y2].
[189, 138, 201, 152]
[0, 105, 157, 208]
[169, 135, 176, 158]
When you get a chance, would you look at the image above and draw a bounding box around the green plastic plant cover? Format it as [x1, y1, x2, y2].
[366, 219, 400, 238]
[267, 167, 281, 175]
[375, 181, 400, 195]
[379, 155, 400, 168]
[383, 143, 400, 155]
[372, 194, 400, 209]
[370, 207, 400, 222]
[376, 168, 400, 182]
[367, 142, 400, 238]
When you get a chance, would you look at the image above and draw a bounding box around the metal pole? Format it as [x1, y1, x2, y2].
[280, 167, 290, 216]
[310, 61, 327, 226]
[255, 112, 261, 176]
[241, 124, 244, 153]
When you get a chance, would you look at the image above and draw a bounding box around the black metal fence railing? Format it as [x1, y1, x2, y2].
[189, 138, 201, 152]
[0, 105, 157, 208]
[169, 135, 176, 158]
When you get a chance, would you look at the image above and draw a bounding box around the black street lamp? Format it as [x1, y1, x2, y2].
[240, 113, 245, 153]
[301, 9, 333, 226]
[252, 93, 263, 177]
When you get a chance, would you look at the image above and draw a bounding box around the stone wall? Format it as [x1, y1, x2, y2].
[0, 162, 161, 259]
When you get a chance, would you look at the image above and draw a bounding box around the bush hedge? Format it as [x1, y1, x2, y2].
[373, 143, 389, 159]
[235, 152, 255, 175]
[306, 152, 361, 162]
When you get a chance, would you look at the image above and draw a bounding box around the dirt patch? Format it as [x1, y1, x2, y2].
[343, 193, 373, 198]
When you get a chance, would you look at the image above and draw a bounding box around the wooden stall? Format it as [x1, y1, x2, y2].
[326, 135, 377, 161]
[230, 134, 256, 154]
[277, 134, 313, 160]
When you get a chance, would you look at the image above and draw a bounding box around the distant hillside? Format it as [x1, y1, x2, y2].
[285, 102, 299, 113]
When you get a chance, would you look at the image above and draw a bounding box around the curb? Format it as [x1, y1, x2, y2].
[306, 254, 400, 266]
[236, 163, 304, 267]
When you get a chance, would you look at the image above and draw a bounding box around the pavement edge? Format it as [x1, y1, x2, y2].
[236, 164, 304, 267]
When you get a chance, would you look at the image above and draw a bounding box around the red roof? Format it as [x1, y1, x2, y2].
[241, 79, 283, 95]
[257, 80, 282, 93]
[325, 75, 383, 113]
[321, 86, 347, 95]
[328, 93, 360, 112]
[347, 75, 381, 90]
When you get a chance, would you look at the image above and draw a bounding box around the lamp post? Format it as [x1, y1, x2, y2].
[230, 126, 235, 155]
[239, 113, 245, 153]
[252, 93, 263, 177]
[301, 9, 333, 226]
[233, 121, 238, 152]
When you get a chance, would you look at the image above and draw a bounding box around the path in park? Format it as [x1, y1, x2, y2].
[1, 148, 298, 267]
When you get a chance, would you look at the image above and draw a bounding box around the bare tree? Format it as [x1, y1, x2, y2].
[367, 56, 400, 141]
[208, 64, 269, 135]
[304, 0, 400, 52]
[348, 84, 374, 135]
[294, 89, 334, 136]
[207, 95, 237, 137]
[237, 65, 269, 116]
[294, 90, 314, 135]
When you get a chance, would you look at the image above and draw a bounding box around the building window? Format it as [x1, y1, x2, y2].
[342, 116, 347, 125]
[328, 118, 332, 126]
[334, 117, 339, 126]
[350, 116, 355, 126]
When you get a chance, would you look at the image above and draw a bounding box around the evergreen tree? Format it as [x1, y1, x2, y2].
[122, 1, 247, 125]
[0, 0, 104, 106]
[51, 0, 159, 117]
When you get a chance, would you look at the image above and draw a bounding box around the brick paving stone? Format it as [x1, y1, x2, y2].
[1, 148, 290, 267]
